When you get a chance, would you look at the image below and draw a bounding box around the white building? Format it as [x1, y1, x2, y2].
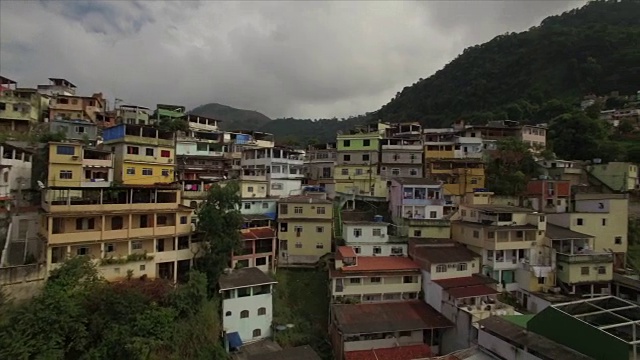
[219, 267, 277, 347]
[342, 220, 407, 257]
[0, 144, 32, 200]
[241, 147, 304, 197]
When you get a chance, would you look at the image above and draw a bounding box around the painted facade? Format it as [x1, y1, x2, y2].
[589, 162, 639, 192]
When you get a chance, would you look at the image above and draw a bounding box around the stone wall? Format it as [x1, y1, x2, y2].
[0, 263, 46, 301]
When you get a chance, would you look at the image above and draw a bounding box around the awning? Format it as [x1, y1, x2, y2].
[226, 331, 242, 349]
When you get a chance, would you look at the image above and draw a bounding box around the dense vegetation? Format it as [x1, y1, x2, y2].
[189, 102, 272, 131]
[375, 0, 640, 127]
[0, 258, 227, 359]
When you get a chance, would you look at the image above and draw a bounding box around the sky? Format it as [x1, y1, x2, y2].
[0, 0, 586, 119]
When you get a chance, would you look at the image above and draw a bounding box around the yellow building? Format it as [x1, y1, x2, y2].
[40, 142, 114, 188]
[404, 218, 451, 239]
[426, 159, 485, 197]
[451, 204, 548, 293]
[40, 185, 195, 282]
[277, 195, 333, 265]
[0, 77, 46, 132]
[329, 246, 422, 303]
[102, 124, 175, 185]
[239, 168, 269, 198]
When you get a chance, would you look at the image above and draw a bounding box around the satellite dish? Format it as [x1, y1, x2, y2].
[37, 181, 45, 189]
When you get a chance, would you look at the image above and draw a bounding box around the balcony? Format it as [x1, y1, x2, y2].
[82, 158, 113, 168]
[557, 253, 613, 264]
[81, 179, 113, 188]
[402, 198, 444, 206]
[382, 144, 423, 151]
[42, 187, 181, 214]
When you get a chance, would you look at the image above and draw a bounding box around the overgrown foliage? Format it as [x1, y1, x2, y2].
[485, 138, 539, 196]
[0, 257, 226, 360]
[194, 181, 243, 293]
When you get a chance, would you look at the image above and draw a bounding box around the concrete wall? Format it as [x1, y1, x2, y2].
[347, 243, 407, 257]
[222, 291, 273, 342]
[0, 263, 46, 301]
[343, 330, 422, 351]
[423, 270, 443, 313]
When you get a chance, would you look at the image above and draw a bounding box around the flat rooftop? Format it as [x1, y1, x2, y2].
[545, 224, 593, 240]
[332, 300, 452, 334]
[218, 267, 276, 290]
[412, 245, 479, 264]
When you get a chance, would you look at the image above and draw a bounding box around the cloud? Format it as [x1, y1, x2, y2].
[0, 0, 585, 119]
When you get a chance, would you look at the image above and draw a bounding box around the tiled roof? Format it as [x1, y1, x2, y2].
[278, 195, 332, 204]
[447, 285, 499, 299]
[341, 256, 419, 272]
[332, 300, 453, 334]
[545, 224, 593, 240]
[240, 227, 276, 240]
[218, 267, 276, 290]
[411, 245, 479, 264]
[433, 275, 495, 289]
[337, 246, 357, 259]
[344, 344, 432, 360]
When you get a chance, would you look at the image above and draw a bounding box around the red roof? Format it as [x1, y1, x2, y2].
[345, 344, 432, 360]
[337, 246, 357, 259]
[446, 285, 499, 299]
[341, 256, 419, 272]
[240, 227, 275, 240]
[433, 275, 494, 289]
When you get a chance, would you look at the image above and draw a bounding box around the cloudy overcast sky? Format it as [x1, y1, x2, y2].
[0, 1, 585, 119]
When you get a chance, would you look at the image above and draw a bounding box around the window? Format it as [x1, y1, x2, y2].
[343, 154, 351, 161]
[271, 183, 283, 190]
[581, 266, 589, 275]
[127, 146, 139, 155]
[355, 168, 363, 175]
[373, 228, 382, 237]
[598, 266, 606, 275]
[59, 170, 73, 179]
[252, 329, 261, 338]
[161, 169, 170, 177]
[75, 218, 95, 230]
[156, 215, 168, 226]
[145, 148, 154, 156]
[317, 206, 326, 214]
[413, 230, 422, 237]
[538, 277, 546, 284]
[403, 276, 414, 283]
[341, 168, 349, 175]
[75, 126, 85, 134]
[279, 204, 288, 214]
[602, 218, 607, 226]
[473, 230, 479, 238]
[140, 264, 145, 271]
[294, 206, 303, 214]
[362, 154, 369, 161]
[244, 203, 251, 209]
[225, 311, 232, 317]
[180, 216, 188, 224]
[295, 242, 302, 248]
[160, 150, 170, 158]
[353, 228, 362, 237]
[262, 202, 269, 209]
[353, 246, 361, 254]
[142, 168, 153, 176]
[258, 307, 266, 316]
[247, 186, 254, 192]
[56, 145, 75, 155]
[615, 236, 623, 245]
[577, 218, 584, 226]
[256, 257, 267, 266]
[457, 263, 468, 271]
[240, 310, 249, 318]
[430, 211, 437, 219]
[76, 247, 89, 256]
[105, 243, 115, 252]
[391, 168, 400, 176]
[410, 169, 418, 176]
[316, 226, 324, 233]
[111, 216, 123, 230]
[343, 140, 351, 147]
[373, 246, 382, 254]
[316, 243, 324, 249]
[350, 278, 361, 284]
[126, 167, 135, 175]
[391, 247, 403, 255]
[294, 226, 303, 236]
[363, 139, 370, 146]
[436, 264, 447, 273]
[371, 277, 381, 284]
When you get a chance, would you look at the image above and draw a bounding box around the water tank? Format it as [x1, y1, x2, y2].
[373, 215, 383, 222]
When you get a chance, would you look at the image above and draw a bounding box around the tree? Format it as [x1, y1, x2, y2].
[194, 181, 243, 292]
[485, 138, 539, 196]
[548, 111, 610, 160]
[618, 119, 635, 134]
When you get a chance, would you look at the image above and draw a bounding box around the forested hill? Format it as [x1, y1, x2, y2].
[189, 103, 272, 131]
[374, 0, 640, 127]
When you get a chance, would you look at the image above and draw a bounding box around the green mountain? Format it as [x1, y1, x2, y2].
[375, 0, 640, 127]
[191, 1, 640, 141]
[189, 102, 272, 131]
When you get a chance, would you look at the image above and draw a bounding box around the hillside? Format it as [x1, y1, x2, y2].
[375, 0, 640, 127]
[189, 102, 272, 131]
[261, 116, 369, 145]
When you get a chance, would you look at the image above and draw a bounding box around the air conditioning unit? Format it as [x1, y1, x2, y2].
[71, 156, 79, 160]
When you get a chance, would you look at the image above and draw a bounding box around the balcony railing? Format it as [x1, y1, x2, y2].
[557, 253, 613, 264]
